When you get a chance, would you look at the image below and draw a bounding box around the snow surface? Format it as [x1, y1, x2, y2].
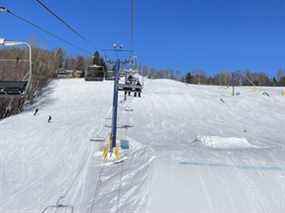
[1, 78, 285, 213]
[127, 79, 285, 213]
[194, 136, 258, 149]
[0, 79, 154, 213]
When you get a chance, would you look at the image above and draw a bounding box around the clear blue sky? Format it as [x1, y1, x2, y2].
[1, 0, 285, 75]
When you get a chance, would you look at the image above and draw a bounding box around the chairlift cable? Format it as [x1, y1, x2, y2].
[5, 9, 92, 54]
[33, 0, 87, 41]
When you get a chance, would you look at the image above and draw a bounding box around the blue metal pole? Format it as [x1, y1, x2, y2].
[111, 59, 120, 150]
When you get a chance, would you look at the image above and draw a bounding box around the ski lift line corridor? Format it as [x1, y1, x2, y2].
[0, 38, 32, 97]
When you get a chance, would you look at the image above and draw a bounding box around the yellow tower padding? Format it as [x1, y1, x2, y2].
[114, 146, 121, 160]
[102, 134, 112, 160]
[101, 134, 121, 161]
[102, 146, 109, 160]
[282, 90, 285, 96]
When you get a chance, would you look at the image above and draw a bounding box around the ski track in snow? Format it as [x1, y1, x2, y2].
[1, 78, 285, 212]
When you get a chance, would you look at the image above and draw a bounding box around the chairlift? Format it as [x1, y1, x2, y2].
[104, 124, 134, 129]
[118, 73, 143, 97]
[85, 64, 104, 81]
[0, 81, 28, 95]
[124, 106, 134, 112]
[102, 51, 143, 96]
[90, 137, 105, 142]
[0, 38, 32, 97]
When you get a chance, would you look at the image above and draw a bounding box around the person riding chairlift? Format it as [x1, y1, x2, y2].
[127, 74, 134, 83]
[134, 80, 142, 98]
[125, 75, 134, 96]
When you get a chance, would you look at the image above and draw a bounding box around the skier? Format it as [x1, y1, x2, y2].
[48, 115, 52, 123]
[33, 108, 39, 116]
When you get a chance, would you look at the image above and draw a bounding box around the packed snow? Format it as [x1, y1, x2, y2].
[194, 136, 259, 149]
[0, 79, 154, 213]
[127, 79, 285, 213]
[1, 78, 285, 213]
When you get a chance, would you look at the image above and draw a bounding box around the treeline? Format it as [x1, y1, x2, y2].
[0, 45, 87, 119]
[139, 65, 285, 87]
[138, 65, 182, 81]
[183, 70, 285, 86]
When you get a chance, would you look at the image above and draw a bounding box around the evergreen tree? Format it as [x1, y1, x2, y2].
[93, 51, 101, 65]
[273, 77, 278, 86]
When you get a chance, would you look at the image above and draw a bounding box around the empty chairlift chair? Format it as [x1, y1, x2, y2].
[0, 81, 28, 95]
[85, 64, 105, 81]
[0, 38, 32, 97]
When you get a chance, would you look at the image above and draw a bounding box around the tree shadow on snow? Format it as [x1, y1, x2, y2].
[24, 81, 57, 112]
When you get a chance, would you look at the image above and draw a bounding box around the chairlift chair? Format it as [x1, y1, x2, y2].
[0, 81, 28, 95]
[0, 38, 32, 97]
[118, 72, 143, 97]
[85, 64, 104, 81]
[90, 136, 105, 142]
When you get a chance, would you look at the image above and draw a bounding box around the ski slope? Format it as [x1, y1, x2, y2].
[127, 79, 285, 213]
[1, 78, 285, 213]
[0, 79, 154, 213]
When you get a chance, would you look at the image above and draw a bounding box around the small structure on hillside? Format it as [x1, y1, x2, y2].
[56, 69, 84, 79]
[56, 69, 73, 78]
[85, 64, 105, 81]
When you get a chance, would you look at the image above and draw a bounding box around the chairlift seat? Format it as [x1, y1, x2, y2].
[0, 80, 27, 96]
[85, 65, 104, 81]
[85, 77, 104, 81]
[90, 137, 105, 142]
[118, 83, 142, 92]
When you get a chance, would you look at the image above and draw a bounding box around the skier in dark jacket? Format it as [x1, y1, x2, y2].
[33, 108, 39, 116]
[48, 115, 52, 123]
[127, 75, 134, 82]
[135, 81, 142, 97]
